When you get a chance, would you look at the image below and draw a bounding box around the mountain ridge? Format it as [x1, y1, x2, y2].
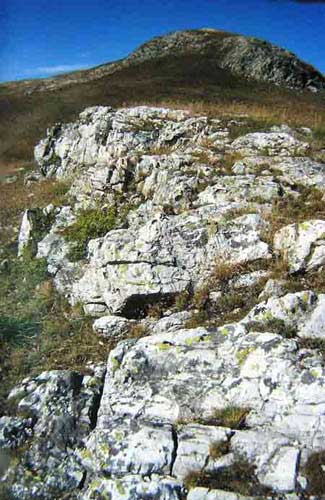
[2, 28, 325, 94]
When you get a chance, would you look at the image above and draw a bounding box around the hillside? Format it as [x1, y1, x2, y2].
[1, 28, 325, 168]
[1, 29, 325, 500]
[1, 104, 325, 499]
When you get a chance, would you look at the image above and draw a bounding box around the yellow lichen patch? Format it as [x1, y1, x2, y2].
[236, 347, 255, 365]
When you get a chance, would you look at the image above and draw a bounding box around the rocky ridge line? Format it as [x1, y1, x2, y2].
[3, 29, 325, 94]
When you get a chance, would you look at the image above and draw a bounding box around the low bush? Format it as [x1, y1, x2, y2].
[62, 199, 137, 261]
[209, 406, 250, 429]
[62, 206, 119, 260]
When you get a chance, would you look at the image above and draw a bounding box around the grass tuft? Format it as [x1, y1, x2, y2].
[304, 451, 325, 496]
[184, 458, 273, 496]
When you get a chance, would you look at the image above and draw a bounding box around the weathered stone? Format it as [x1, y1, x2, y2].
[0, 416, 32, 449]
[71, 212, 270, 316]
[274, 220, 325, 273]
[298, 294, 325, 339]
[4, 367, 105, 499]
[173, 424, 229, 479]
[81, 474, 182, 500]
[93, 315, 131, 338]
[230, 131, 309, 157]
[79, 292, 325, 495]
[259, 278, 286, 300]
[18, 208, 54, 257]
[36, 206, 82, 294]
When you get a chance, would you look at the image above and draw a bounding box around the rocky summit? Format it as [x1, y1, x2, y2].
[1, 105, 325, 500]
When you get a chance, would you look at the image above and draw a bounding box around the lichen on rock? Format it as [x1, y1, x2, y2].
[4, 105, 325, 499]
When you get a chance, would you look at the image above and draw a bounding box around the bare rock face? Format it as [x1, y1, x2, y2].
[274, 220, 325, 273]
[6, 106, 325, 499]
[2, 367, 106, 499]
[26, 105, 318, 316]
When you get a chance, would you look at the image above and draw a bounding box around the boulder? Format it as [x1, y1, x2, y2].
[274, 220, 325, 273]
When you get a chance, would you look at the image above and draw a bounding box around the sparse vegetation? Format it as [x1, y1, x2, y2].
[184, 458, 273, 496]
[148, 144, 174, 155]
[128, 117, 163, 132]
[177, 405, 250, 429]
[304, 451, 325, 496]
[217, 152, 244, 175]
[228, 117, 277, 140]
[179, 258, 269, 329]
[0, 250, 116, 413]
[245, 318, 297, 338]
[0, 172, 71, 250]
[127, 322, 149, 339]
[274, 266, 325, 295]
[210, 406, 250, 429]
[192, 150, 219, 166]
[262, 185, 325, 250]
[299, 338, 325, 364]
[209, 440, 230, 459]
[62, 205, 120, 260]
[62, 200, 136, 261]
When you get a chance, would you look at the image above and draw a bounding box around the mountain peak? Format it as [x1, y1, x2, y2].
[125, 28, 325, 92]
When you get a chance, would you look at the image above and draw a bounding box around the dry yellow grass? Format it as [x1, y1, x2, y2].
[141, 97, 325, 132]
[0, 172, 71, 247]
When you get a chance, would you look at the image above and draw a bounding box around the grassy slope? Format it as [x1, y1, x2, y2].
[1, 52, 325, 167]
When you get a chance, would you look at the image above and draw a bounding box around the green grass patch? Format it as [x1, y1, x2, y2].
[0, 250, 112, 413]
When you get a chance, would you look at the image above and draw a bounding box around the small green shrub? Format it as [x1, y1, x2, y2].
[62, 206, 120, 260]
[63, 200, 138, 261]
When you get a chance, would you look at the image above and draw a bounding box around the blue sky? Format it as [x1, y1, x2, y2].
[0, 0, 324, 82]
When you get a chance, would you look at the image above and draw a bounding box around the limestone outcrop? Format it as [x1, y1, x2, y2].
[2, 106, 325, 499]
